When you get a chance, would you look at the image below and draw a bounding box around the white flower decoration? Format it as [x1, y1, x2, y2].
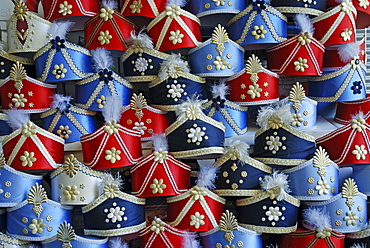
[340, 28, 353, 41]
[315, 180, 330, 195]
[297, 32, 312, 45]
[166, 5, 181, 18]
[352, 116, 366, 132]
[316, 227, 332, 239]
[97, 95, 106, 109]
[247, 83, 262, 99]
[291, 114, 304, 127]
[169, 30, 184, 45]
[130, 0, 143, 13]
[341, 1, 352, 14]
[213, 56, 228, 70]
[352, 145, 367, 160]
[12, 93, 27, 107]
[63, 185, 80, 200]
[251, 25, 267, 39]
[294, 57, 309, 72]
[153, 148, 168, 163]
[265, 136, 283, 154]
[266, 206, 282, 222]
[106, 202, 127, 223]
[58, 1, 72, 16]
[190, 186, 207, 201]
[133, 122, 147, 135]
[168, 84, 184, 100]
[52, 64, 67, 79]
[22, 121, 37, 137]
[105, 148, 121, 163]
[359, 0, 369, 8]
[104, 184, 120, 198]
[187, 124, 207, 145]
[57, 125, 72, 139]
[104, 120, 119, 135]
[28, 219, 46, 234]
[20, 151, 36, 167]
[190, 212, 205, 229]
[344, 211, 359, 226]
[100, 7, 114, 21]
[212, 0, 226, 6]
[150, 179, 166, 194]
[134, 57, 148, 72]
[350, 56, 361, 70]
[151, 218, 165, 234]
[98, 31, 112, 45]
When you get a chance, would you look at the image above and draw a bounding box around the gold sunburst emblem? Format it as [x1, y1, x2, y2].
[342, 178, 359, 211]
[28, 183, 48, 218]
[211, 24, 229, 56]
[13, 0, 28, 21]
[289, 82, 305, 113]
[57, 221, 76, 248]
[10, 61, 27, 93]
[245, 54, 263, 84]
[130, 93, 148, 119]
[219, 210, 238, 244]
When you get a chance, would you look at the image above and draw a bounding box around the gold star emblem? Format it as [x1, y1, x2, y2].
[240, 94, 246, 99]
[263, 82, 269, 87]
[28, 102, 34, 107]
[7, 93, 12, 98]
[240, 84, 246, 89]
[264, 92, 269, 97]
[231, 163, 238, 171]
[28, 91, 33, 96]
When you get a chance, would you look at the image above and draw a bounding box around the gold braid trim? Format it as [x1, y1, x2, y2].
[239, 223, 297, 234]
[84, 222, 146, 237]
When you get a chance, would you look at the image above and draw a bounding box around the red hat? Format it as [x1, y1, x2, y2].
[147, 2, 201, 52]
[119, 93, 170, 141]
[41, 0, 100, 30]
[0, 62, 56, 113]
[334, 95, 370, 125]
[312, 0, 357, 46]
[317, 113, 370, 166]
[120, 0, 167, 26]
[353, 0, 370, 28]
[225, 54, 280, 106]
[2, 111, 64, 171]
[84, 1, 138, 51]
[131, 134, 191, 197]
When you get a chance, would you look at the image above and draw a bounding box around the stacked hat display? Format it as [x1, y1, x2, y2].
[0, 0, 369, 247]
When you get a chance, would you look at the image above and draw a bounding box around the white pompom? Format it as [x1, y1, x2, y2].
[224, 139, 250, 162]
[51, 94, 73, 112]
[256, 104, 293, 130]
[98, 173, 123, 195]
[158, 53, 189, 81]
[49, 21, 74, 40]
[101, 0, 118, 9]
[6, 109, 30, 130]
[196, 164, 218, 190]
[294, 14, 314, 35]
[303, 207, 331, 230]
[108, 237, 129, 248]
[152, 133, 169, 151]
[260, 171, 291, 201]
[127, 30, 154, 49]
[102, 96, 124, 122]
[181, 231, 200, 248]
[338, 42, 361, 63]
[211, 80, 229, 99]
[166, 0, 187, 7]
[92, 48, 114, 72]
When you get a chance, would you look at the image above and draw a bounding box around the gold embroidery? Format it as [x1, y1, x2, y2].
[130, 93, 147, 119]
[10, 62, 27, 93]
[289, 82, 305, 113]
[57, 221, 76, 246]
[313, 147, 330, 179]
[245, 54, 262, 84]
[342, 178, 358, 210]
[13, 0, 28, 21]
[28, 183, 47, 218]
[211, 25, 229, 56]
[219, 210, 238, 244]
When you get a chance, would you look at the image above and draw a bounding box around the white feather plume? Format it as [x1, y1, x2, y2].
[166, 0, 187, 7]
[158, 53, 189, 81]
[51, 94, 72, 112]
[6, 109, 30, 130]
[303, 207, 331, 230]
[294, 14, 314, 36]
[181, 231, 200, 248]
[98, 173, 123, 195]
[109, 237, 129, 248]
[211, 81, 229, 99]
[263, 0, 272, 4]
[49, 21, 74, 40]
[224, 139, 250, 162]
[102, 96, 124, 122]
[338, 42, 361, 63]
[174, 95, 205, 118]
[91, 48, 114, 72]
[152, 133, 169, 151]
[101, 0, 118, 9]
[350, 244, 367, 248]
[260, 171, 291, 201]
[127, 30, 153, 49]
[256, 104, 292, 130]
[196, 164, 218, 190]
[28, 244, 40, 248]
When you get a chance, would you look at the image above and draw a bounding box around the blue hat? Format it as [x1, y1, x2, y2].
[214, 140, 272, 197]
[41, 221, 108, 248]
[236, 171, 300, 233]
[199, 210, 263, 248]
[188, 0, 245, 26]
[0, 156, 43, 207]
[271, 82, 317, 129]
[0, 114, 12, 139]
[252, 104, 316, 168]
[6, 183, 73, 241]
[271, 0, 326, 16]
[166, 97, 225, 159]
[308, 57, 367, 103]
[149, 54, 207, 111]
[228, 0, 287, 50]
[282, 146, 339, 201]
[81, 175, 146, 237]
[40, 95, 98, 143]
[33, 22, 93, 83]
[121, 32, 169, 83]
[188, 24, 245, 77]
[0, 232, 31, 247]
[203, 82, 248, 137]
[304, 178, 368, 233]
[75, 49, 133, 111]
[353, 165, 370, 196]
